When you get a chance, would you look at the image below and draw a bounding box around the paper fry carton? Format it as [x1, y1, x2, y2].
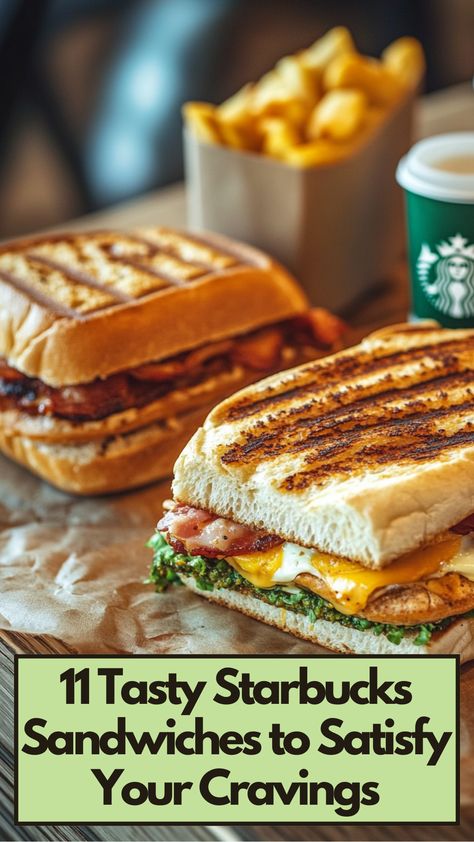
[185, 95, 414, 311]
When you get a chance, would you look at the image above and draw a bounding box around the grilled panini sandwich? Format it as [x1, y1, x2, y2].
[152, 323, 474, 659]
[0, 227, 343, 494]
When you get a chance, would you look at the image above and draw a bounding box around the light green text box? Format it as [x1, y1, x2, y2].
[17, 656, 458, 825]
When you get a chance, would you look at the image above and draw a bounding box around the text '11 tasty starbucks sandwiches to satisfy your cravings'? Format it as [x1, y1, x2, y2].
[151, 323, 474, 660]
[0, 227, 343, 494]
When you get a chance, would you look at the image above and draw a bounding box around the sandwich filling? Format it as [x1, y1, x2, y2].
[0, 311, 342, 424]
[150, 503, 474, 645]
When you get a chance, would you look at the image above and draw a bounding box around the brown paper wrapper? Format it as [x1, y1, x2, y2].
[0, 455, 318, 656]
[0, 453, 472, 804]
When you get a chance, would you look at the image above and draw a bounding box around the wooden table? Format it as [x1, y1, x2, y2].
[1, 84, 474, 842]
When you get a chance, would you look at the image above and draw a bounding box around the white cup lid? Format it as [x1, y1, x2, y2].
[396, 132, 474, 203]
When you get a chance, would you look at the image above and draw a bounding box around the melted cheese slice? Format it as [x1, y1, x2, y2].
[229, 534, 473, 615]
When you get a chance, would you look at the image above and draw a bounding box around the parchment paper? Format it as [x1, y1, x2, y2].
[0, 454, 317, 656]
[0, 454, 472, 804]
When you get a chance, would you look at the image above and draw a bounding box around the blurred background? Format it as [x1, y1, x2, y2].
[0, 0, 472, 238]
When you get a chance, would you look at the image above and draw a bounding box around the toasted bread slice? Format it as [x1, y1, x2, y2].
[173, 324, 474, 567]
[0, 227, 307, 386]
[0, 403, 214, 495]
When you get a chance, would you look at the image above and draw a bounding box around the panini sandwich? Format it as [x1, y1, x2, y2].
[152, 323, 474, 659]
[0, 227, 342, 494]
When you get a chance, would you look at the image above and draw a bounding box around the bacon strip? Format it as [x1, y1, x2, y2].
[451, 513, 474, 535]
[158, 503, 282, 558]
[294, 308, 345, 348]
[0, 368, 173, 421]
[130, 341, 234, 381]
[0, 309, 343, 423]
[159, 502, 474, 560]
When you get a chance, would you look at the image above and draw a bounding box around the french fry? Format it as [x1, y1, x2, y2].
[382, 37, 425, 89]
[344, 106, 387, 151]
[299, 26, 355, 73]
[274, 55, 318, 105]
[253, 89, 312, 128]
[218, 85, 262, 150]
[217, 121, 250, 150]
[251, 70, 292, 115]
[182, 102, 221, 144]
[259, 117, 301, 159]
[281, 140, 351, 167]
[282, 100, 312, 130]
[307, 89, 367, 141]
[218, 84, 255, 127]
[279, 99, 313, 129]
[252, 59, 317, 119]
[323, 53, 404, 106]
[183, 30, 424, 166]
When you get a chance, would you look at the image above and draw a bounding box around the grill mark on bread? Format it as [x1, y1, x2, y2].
[222, 337, 472, 421]
[121, 234, 216, 275]
[0, 228, 250, 317]
[29, 235, 192, 295]
[29, 255, 132, 303]
[0, 269, 79, 317]
[138, 227, 243, 269]
[218, 333, 474, 490]
[221, 370, 474, 464]
[106, 243, 206, 284]
[298, 403, 473, 463]
[111, 254, 188, 288]
[0, 254, 117, 314]
[223, 399, 474, 477]
[131, 232, 237, 274]
[283, 426, 474, 490]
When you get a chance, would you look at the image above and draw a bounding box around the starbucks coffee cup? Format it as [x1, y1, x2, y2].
[397, 132, 474, 327]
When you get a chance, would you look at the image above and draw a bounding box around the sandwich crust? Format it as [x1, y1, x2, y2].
[0, 228, 307, 386]
[0, 404, 211, 495]
[173, 324, 474, 567]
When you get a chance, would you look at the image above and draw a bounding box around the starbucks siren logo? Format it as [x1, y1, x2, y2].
[417, 233, 474, 319]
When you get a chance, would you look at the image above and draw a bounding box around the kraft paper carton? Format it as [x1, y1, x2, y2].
[185, 95, 415, 312]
